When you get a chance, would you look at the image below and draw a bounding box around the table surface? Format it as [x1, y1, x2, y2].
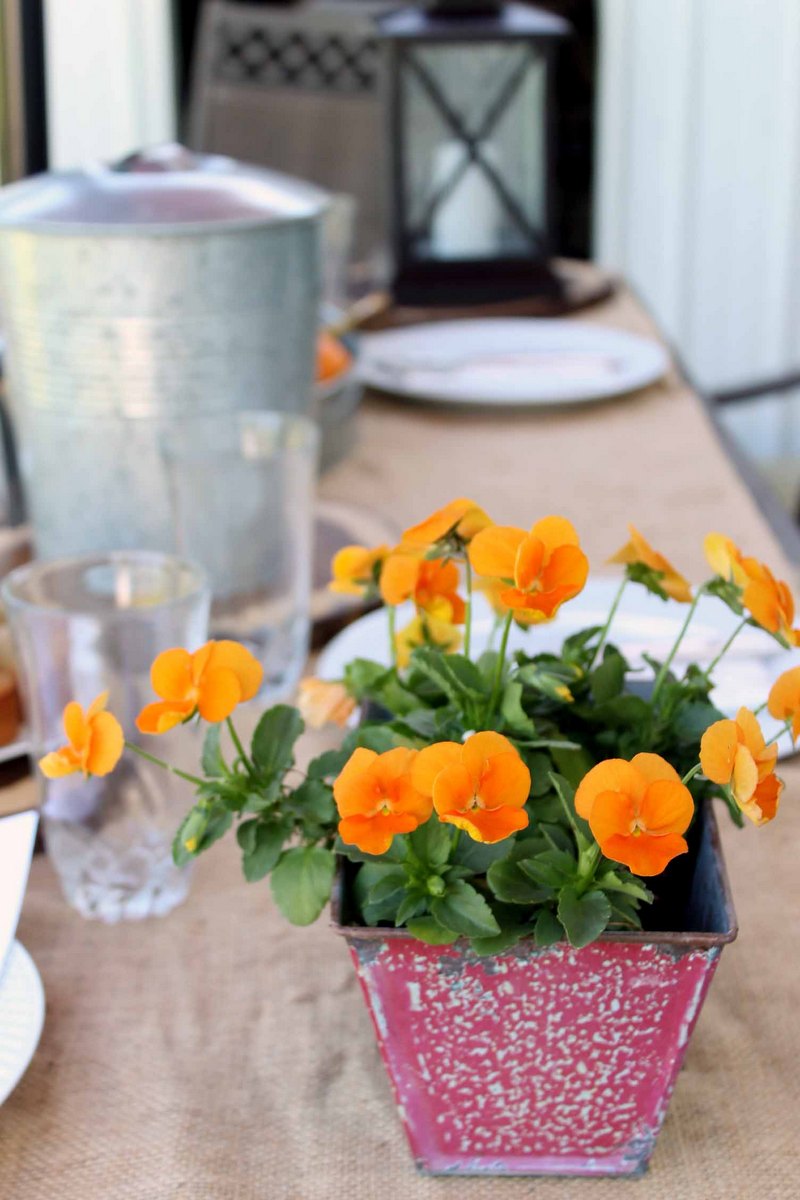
[3, 275, 800, 1199]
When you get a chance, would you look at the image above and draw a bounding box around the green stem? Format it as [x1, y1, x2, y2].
[463, 555, 473, 659]
[652, 585, 706, 701]
[577, 843, 601, 893]
[226, 716, 255, 777]
[124, 741, 205, 787]
[681, 763, 703, 786]
[591, 577, 627, 668]
[753, 700, 768, 717]
[765, 717, 793, 748]
[703, 617, 748, 681]
[487, 611, 513, 720]
[388, 605, 397, 667]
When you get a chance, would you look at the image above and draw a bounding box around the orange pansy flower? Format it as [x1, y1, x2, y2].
[468, 515, 589, 624]
[768, 666, 800, 741]
[297, 678, 356, 729]
[741, 561, 800, 646]
[334, 746, 431, 855]
[703, 532, 755, 588]
[136, 641, 263, 734]
[395, 610, 462, 668]
[401, 498, 491, 551]
[700, 708, 782, 825]
[412, 732, 530, 844]
[575, 753, 694, 876]
[380, 554, 466, 624]
[609, 524, 692, 603]
[329, 544, 390, 596]
[39, 692, 124, 780]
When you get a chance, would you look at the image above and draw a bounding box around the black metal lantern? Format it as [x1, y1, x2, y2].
[379, 0, 570, 306]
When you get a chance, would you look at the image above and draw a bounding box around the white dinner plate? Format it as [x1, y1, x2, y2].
[357, 319, 670, 408]
[317, 578, 799, 756]
[0, 941, 44, 1106]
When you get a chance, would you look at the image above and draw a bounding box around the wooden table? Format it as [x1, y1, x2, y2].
[3, 276, 800, 1199]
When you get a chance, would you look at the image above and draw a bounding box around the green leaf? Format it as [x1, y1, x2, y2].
[557, 886, 612, 948]
[343, 658, 391, 700]
[251, 705, 304, 778]
[343, 724, 400, 755]
[500, 681, 536, 734]
[548, 771, 592, 845]
[487, 859, 552, 905]
[431, 880, 500, 938]
[334, 836, 408, 864]
[395, 890, 428, 926]
[550, 745, 595, 788]
[673, 701, 725, 745]
[588, 694, 651, 730]
[307, 748, 349, 780]
[201, 723, 226, 777]
[452, 833, 511, 873]
[236, 818, 259, 855]
[470, 926, 529, 956]
[407, 916, 459, 945]
[367, 870, 407, 907]
[286, 779, 335, 824]
[409, 818, 452, 868]
[241, 819, 290, 882]
[522, 751, 555, 797]
[590, 650, 627, 703]
[534, 907, 564, 947]
[410, 648, 487, 705]
[626, 561, 671, 602]
[520, 848, 577, 889]
[270, 847, 335, 926]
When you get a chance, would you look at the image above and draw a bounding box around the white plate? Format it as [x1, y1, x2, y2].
[0, 941, 44, 1106]
[357, 319, 670, 408]
[317, 578, 799, 755]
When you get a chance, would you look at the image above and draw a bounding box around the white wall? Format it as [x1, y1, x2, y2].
[43, 0, 176, 170]
[595, 0, 800, 420]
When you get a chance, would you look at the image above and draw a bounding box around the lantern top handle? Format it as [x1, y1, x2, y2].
[377, 2, 572, 41]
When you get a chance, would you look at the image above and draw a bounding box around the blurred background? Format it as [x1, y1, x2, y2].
[3, 0, 800, 511]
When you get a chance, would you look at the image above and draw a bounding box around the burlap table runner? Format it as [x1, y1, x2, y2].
[2, 279, 799, 1198]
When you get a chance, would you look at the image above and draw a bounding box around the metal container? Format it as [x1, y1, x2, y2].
[333, 802, 737, 1177]
[0, 145, 328, 558]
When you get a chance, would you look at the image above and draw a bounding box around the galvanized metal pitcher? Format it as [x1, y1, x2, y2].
[0, 145, 328, 558]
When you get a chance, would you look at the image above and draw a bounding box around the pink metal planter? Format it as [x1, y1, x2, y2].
[333, 805, 737, 1177]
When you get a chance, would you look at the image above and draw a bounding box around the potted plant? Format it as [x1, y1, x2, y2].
[40, 501, 797, 1177]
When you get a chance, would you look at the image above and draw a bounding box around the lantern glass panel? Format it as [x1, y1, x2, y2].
[400, 42, 547, 264]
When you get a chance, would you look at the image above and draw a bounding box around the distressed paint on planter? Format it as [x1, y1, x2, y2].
[333, 803, 736, 1177]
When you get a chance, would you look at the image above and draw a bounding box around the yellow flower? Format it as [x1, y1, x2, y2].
[396, 607, 461, 668]
[329, 544, 390, 597]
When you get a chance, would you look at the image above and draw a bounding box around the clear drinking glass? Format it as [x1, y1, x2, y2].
[3, 552, 210, 921]
[163, 411, 319, 702]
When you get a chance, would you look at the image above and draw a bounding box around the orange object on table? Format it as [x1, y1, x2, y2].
[316, 330, 352, 382]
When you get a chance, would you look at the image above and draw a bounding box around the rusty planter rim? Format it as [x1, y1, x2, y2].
[331, 799, 738, 949]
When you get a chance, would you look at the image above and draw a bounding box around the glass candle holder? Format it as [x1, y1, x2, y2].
[163, 411, 319, 702]
[3, 552, 210, 921]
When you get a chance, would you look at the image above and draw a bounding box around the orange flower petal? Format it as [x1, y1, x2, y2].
[514, 536, 545, 591]
[440, 806, 529, 844]
[600, 831, 688, 877]
[630, 752, 682, 787]
[530, 515, 581, 554]
[746, 773, 782, 825]
[460, 731, 518, 778]
[412, 742, 462, 797]
[196, 667, 242, 723]
[86, 691, 110, 721]
[85, 710, 125, 776]
[338, 813, 418, 855]
[768, 665, 800, 722]
[540, 543, 590, 595]
[206, 641, 263, 701]
[63, 701, 89, 752]
[587, 788, 636, 846]
[468, 526, 526, 582]
[333, 747, 380, 817]
[639, 779, 694, 836]
[39, 747, 82, 779]
[700, 719, 739, 784]
[380, 553, 421, 606]
[731, 744, 759, 806]
[432, 763, 474, 816]
[151, 648, 194, 702]
[575, 759, 641, 820]
[402, 498, 490, 549]
[136, 700, 194, 735]
[476, 749, 531, 811]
